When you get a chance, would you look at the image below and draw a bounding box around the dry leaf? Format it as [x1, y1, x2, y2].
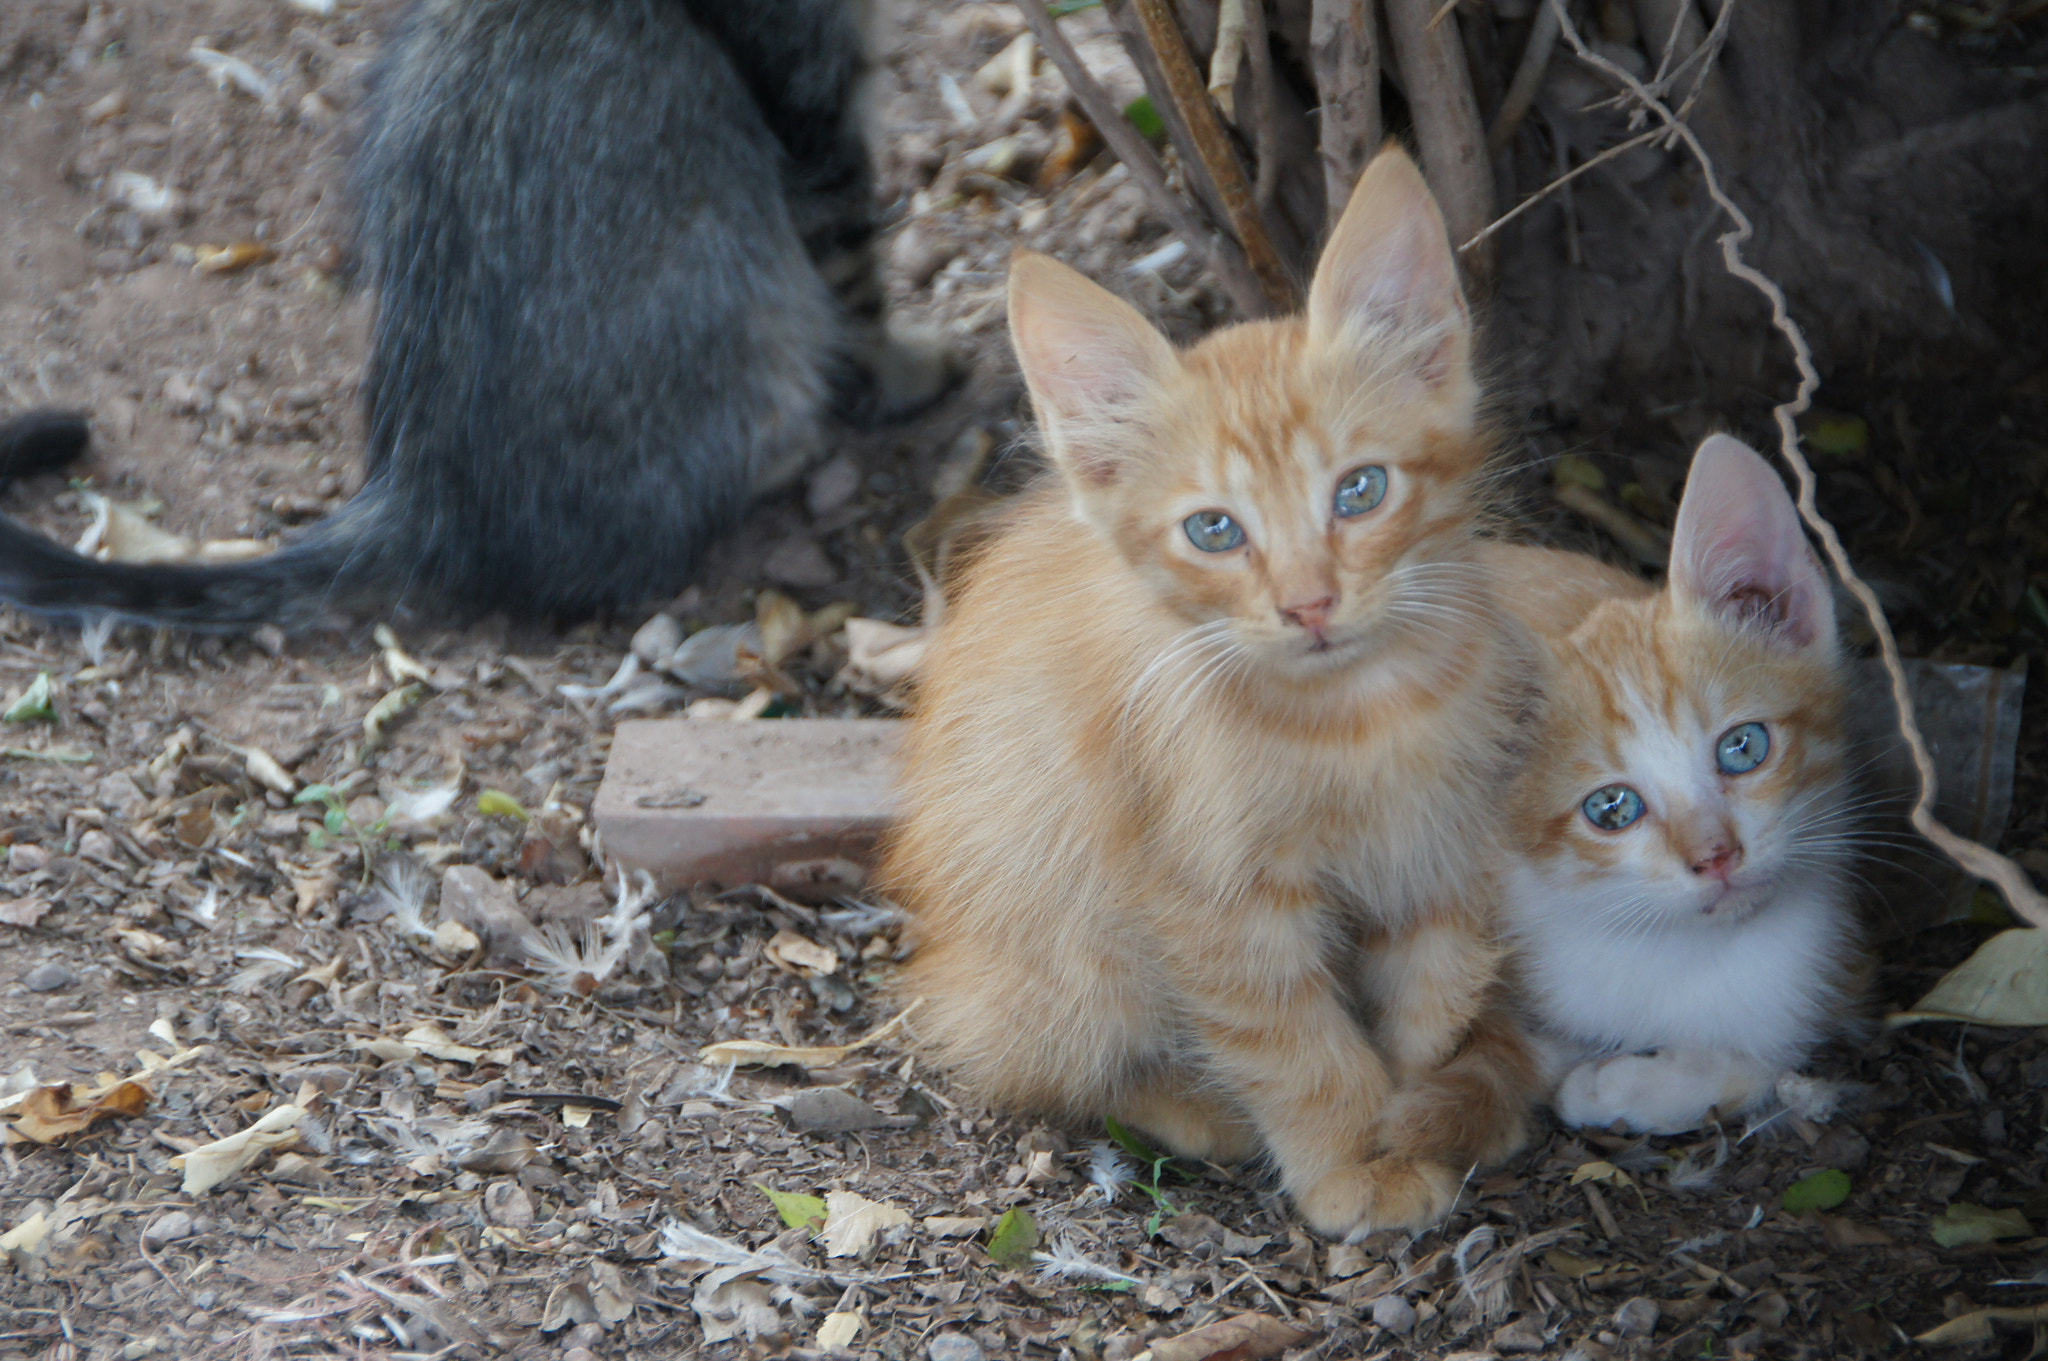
[175, 1103, 305, 1193]
[402, 1024, 513, 1066]
[0, 1210, 49, 1265]
[693, 1268, 782, 1343]
[839, 618, 927, 701]
[819, 1190, 909, 1258]
[432, 920, 482, 954]
[243, 745, 297, 795]
[699, 1000, 920, 1069]
[5, 1081, 152, 1145]
[817, 1311, 862, 1351]
[0, 897, 52, 928]
[1916, 1303, 2048, 1345]
[766, 929, 840, 977]
[923, 1215, 988, 1238]
[193, 241, 276, 274]
[1138, 1312, 1317, 1361]
[1889, 927, 2048, 1027]
[1570, 1160, 1635, 1187]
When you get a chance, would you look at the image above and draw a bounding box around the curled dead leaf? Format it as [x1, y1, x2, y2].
[5, 1081, 152, 1145]
[175, 1102, 304, 1193]
[766, 929, 840, 977]
[699, 1000, 921, 1070]
[1136, 1312, 1317, 1361]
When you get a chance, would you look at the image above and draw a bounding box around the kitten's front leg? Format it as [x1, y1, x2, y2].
[1555, 1046, 1783, 1134]
[1173, 888, 1459, 1237]
[1358, 902, 1506, 1080]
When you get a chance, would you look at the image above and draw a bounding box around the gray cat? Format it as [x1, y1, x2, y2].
[0, 0, 943, 627]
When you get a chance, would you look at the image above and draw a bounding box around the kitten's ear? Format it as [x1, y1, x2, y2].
[1670, 435, 1835, 650]
[1306, 145, 1470, 393]
[1009, 251, 1176, 489]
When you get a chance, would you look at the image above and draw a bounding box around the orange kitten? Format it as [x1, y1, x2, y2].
[1488, 436, 1863, 1134]
[884, 148, 1538, 1237]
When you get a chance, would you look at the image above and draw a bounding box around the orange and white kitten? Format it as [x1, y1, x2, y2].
[884, 148, 1538, 1238]
[1491, 436, 1863, 1135]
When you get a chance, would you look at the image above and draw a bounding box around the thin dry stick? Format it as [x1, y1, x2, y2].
[1458, 126, 1665, 253]
[1012, 0, 1271, 317]
[1128, 0, 1301, 312]
[1209, 0, 1250, 117]
[1310, 0, 1382, 220]
[1384, 0, 1495, 265]
[1237, 0, 1286, 211]
[1487, 0, 1560, 152]
[1545, 0, 2048, 930]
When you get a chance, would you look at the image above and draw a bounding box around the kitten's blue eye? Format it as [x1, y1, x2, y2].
[1183, 510, 1245, 552]
[1334, 465, 1388, 518]
[1716, 721, 1770, 775]
[1582, 784, 1645, 832]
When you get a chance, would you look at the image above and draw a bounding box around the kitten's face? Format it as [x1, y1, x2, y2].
[1094, 331, 1485, 675]
[1006, 148, 1486, 682]
[1511, 434, 1851, 931]
[1514, 600, 1852, 926]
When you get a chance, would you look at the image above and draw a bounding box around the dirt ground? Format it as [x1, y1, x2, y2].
[2, 2, 2047, 1359]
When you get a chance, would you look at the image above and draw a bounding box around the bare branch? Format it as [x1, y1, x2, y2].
[1126, 0, 1302, 312]
[1383, 0, 1495, 271]
[1310, 0, 1382, 219]
[1013, 0, 1273, 316]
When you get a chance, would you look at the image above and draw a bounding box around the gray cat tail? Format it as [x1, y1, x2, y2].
[0, 485, 403, 632]
[0, 410, 90, 482]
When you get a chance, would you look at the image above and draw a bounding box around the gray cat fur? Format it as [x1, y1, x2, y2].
[0, 0, 910, 628]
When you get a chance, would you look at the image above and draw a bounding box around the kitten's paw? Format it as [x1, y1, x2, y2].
[1295, 1156, 1460, 1239]
[1118, 1087, 1260, 1165]
[1555, 1053, 1716, 1135]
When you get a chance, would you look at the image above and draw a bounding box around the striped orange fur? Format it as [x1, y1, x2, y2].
[883, 148, 1538, 1237]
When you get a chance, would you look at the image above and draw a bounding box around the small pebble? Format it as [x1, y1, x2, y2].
[24, 962, 79, 993]
[142, 1210, 195, 1248]
[1493, 1315, 1547, 1353]
[1371, 1295, 1418, 1334]
[927, 1335, 985, 1361]
[1614, 1296, 1661, 1339]
[763, 535, 839, 590]
[806, 453, 863, 518]
[782, 1087, 887, 1134]
[9, 843, 49, 872]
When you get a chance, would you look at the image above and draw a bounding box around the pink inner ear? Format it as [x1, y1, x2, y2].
[1669, 436, 1834, 649]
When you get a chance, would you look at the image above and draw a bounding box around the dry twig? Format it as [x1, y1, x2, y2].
[1126, 0, 1300, 311]
[1544, 0, 2048, 930]
[1309, 0, 1382, 219]
[1383, 0, 1494, 269]
[1012, 0, 1272, 316]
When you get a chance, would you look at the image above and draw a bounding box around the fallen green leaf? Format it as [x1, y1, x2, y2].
[2, 747, 92, 763]
[1104, 1116, 1162, 1166]
[1552, 453, 1606, 492]
[1931, 1203, 2030, 1249]
[1889, 928, 2048, 1028]
[1801, 411, 1870, 457]
[2, 673, 56, 724]
[986, 1206, 1039, 1269]
[1782, 1168, 1852, 1214]
[477, 789, 529, 821]
[756, 1183, 828, 1233]
[1124, 95, 1165, 142]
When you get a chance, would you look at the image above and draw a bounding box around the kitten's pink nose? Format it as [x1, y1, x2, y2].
[1281, 596, 1336, 636]
[1689, 841, 1744, 882]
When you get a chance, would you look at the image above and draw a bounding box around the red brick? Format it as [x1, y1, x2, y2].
[593, 718, 902, 890]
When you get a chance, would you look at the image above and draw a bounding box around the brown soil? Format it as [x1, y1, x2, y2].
[2, 3, 2046, 1360]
